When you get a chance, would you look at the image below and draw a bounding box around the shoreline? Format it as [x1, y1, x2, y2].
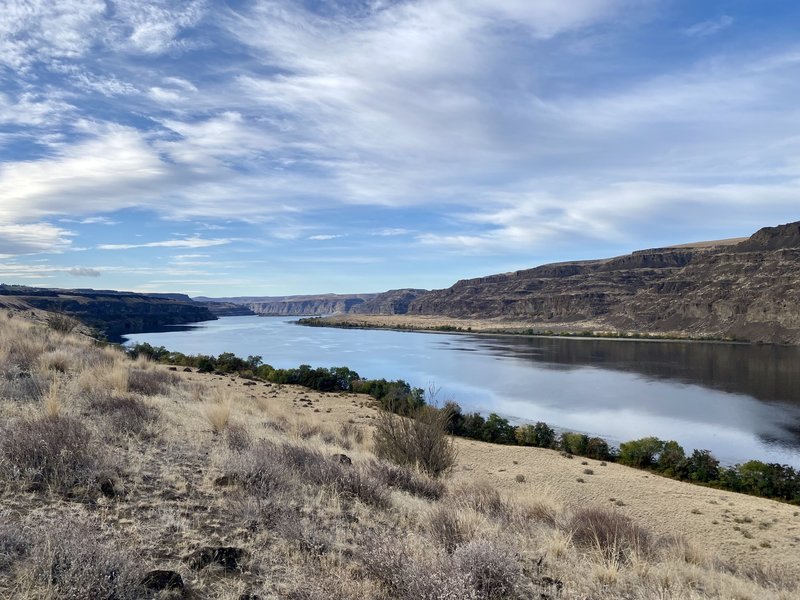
[294, 314, 751, 345]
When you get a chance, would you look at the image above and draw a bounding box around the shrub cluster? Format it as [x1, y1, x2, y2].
[0, 414, 102, 493]
[373, 406, 457, 478]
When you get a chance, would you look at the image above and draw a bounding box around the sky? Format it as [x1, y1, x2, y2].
[1, 0, 800, 297]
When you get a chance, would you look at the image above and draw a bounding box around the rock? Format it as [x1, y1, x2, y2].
[168, 366, 178, 371]
[142, 569, 184, 591]
[333, 453, 352, 465]
[98, 476, 119, 498]
[187, 546, 245, 571]
[239, 594, 262, 600]
[213, 474, 239, 487]
[183, 367, 192, 372]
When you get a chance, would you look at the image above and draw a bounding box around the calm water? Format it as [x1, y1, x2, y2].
[124, 316, 800, 467]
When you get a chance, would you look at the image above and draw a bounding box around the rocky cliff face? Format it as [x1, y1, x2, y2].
[408, 221, 800, 344]
[198, 294, 379, 316]
[0, 286, 216, 340]
[350, 289, 428, 314]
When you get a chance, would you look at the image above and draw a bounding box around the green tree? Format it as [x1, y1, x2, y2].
[618, 437, 665, 468]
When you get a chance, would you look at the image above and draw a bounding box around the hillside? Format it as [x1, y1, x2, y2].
[0, 315, 798, 598]
[407, 221, 800, 344]
[0, 285, 216, 341]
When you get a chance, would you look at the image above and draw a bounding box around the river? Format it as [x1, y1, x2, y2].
[124, 315, 800, 467]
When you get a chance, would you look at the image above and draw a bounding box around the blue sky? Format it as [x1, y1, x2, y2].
[1, 0, 799, 296]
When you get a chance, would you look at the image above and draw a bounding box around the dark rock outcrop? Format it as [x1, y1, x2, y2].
[408, 221, 800, 344]
[0, 285, 216, 340]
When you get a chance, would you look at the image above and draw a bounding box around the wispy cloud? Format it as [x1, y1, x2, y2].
[684, 15, 734, 38]
[308, 234, 344, 241]
[67, 267, 101, 277]
[97, 237, 231, 250]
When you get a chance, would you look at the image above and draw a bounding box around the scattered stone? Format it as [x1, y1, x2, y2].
[243, 381, 257, 386]
[187, 546, 245, 571]
[142, 569, 184, 591]
[333, 453, 352, 465]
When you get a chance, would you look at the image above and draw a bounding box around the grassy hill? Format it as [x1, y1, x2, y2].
[0, 315, 797, 599]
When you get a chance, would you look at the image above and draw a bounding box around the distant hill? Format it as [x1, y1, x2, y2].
[0, 285, 216, 341]
[406, 221, 800, 344]
[197, 289, 431, 317]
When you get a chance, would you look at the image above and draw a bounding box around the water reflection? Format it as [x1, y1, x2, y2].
[124, 316, 800, 467]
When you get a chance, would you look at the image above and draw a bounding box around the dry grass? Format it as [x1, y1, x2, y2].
[0, 313, 798, 599]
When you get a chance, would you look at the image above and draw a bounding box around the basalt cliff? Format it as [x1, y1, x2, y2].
[406, 221, 800, 344]
[0, 286, 216, 341]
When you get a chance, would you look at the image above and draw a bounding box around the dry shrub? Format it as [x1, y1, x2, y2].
[226, 422, 252, 452]
[452, 538, 522, 600]
[29, 517, 144, 599]
[227, 440, 389, 508]
[359, 531, 519, 600]
[88, 394, 160, 438]
[452, 482, 513, 522]
[366, 459, 446, 500]
[0, 517, 28, 573]
[0, 369, 47, 403]
[43, 379, 62, 417]
[127, 367, 179, 396]
[46, 312, 79, 334]
[205, 401, 231, 434]
[373, 406, 457, 478]
[224, 441, 292, 497]
[0, 414, 102, 493]
[39, 349, 77, 373]
[568, 507, 654, 562]
[426, 505, 478, 553]
[278, 442, 389, 508]
[339, 421, 364, 446]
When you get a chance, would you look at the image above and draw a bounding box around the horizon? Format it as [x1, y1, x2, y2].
[2, 1, 800, 296]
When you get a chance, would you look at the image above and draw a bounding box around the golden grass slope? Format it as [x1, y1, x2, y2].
[0, 314, 798, 599]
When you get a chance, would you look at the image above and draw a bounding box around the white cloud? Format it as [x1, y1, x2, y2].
[308, 234, 344, 241]
[0, 223, 74, 255]
[67, 267, 101, 277]
[684, 15, 734, 38]
[97, 236, 231, 250]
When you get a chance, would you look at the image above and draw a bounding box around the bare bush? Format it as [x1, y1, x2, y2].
[452, 482, 512, 522]
[223, 441, 293, 497]
[0, 517, 28, 573]
[88, 394, 160, 438]
[0, 369, 47, 403]
[452, 538, 522, 600]
[366, 459, 446, 500]
[568, 507, 654, 562]
[29, 517, 145, 599]
[373, 406, 457, 478]
[127, 367, 179, 396]
[0, 414, 101, 493]
[227, 440, 389, 508]
[226, 422, 252, 452]
[46, 313, 79, 334]
[426, 505, 477, 553]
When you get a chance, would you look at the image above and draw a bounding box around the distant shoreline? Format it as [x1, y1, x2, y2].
[294, 314, 750, 345]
